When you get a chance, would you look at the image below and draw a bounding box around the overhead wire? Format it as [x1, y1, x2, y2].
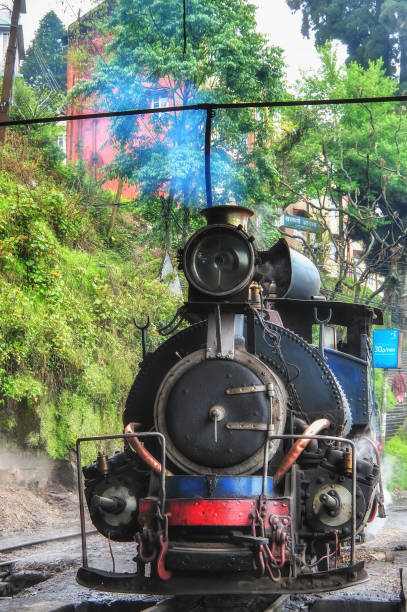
[32, 45, 61, 93]
[183, 0, 187, 56]
[33, 44, 62, 93]
[1, 94, 407, 128]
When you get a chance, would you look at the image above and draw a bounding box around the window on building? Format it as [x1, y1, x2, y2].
[2, 32, 9, 57]
[353, 249, 363, 261]
[292, 207, 308, 218]
[57, 133, 67, 163]
[151, 90, 169, 108]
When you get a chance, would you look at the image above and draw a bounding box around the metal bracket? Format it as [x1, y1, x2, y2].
[206, 306, 235, 359]
[134, 316, 151, 359]
[226, 422, 268, 431]
[226, 384, 268, 395]
[313, 307, 332, 356]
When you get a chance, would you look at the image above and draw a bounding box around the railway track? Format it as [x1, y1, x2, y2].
[0, 531, 289, 611]
[0, 525, 406, 611]
[46, 594, 290, 612]
[142, 595, 289, 611]
[0, 530, 97, 555]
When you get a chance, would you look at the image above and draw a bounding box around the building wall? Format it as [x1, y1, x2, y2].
[67, 25, 175, 199]
[0, 29, 23, 74]
[66, 31, 138, 198]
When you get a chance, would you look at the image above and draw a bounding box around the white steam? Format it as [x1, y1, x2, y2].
[353, 437, 392, 540]
[0, 445, 53, 489]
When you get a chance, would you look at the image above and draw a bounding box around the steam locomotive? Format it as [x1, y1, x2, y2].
[76, 205, 385, 598]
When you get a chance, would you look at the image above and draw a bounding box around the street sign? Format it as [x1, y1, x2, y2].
[281, 213, 320, 233]
[373, 329, 402, 368]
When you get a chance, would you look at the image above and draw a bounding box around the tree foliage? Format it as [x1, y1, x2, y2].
[71, 0, 284, 244]
[0, 134, 181, 462]
[276, 44, 407, 303]
[286, 0, 407, 87]
[8, 78, 65, 166]
[21, 11, 67, 99]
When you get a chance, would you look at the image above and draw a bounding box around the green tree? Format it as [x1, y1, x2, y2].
[8, 77, 65, 167]
[276, 44, 407, 303]
[72, 0, 284, 245]
[286, 0, 407, 87]
[21, 11, 67, 97]
[380, 1, 407, 86]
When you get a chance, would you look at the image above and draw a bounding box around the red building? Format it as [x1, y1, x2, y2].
[67, 2, 255, 201]
[67, 3, 141, 199]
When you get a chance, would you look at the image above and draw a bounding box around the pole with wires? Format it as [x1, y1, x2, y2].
[0, 0, 22, 145]
[205, 106, 214, 208]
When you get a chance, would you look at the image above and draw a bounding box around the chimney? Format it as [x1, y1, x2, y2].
[201, 205, 254, 230]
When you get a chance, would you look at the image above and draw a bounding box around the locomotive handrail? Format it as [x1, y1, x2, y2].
[76, 431, 167, 568]
[77, 432, 357, 573]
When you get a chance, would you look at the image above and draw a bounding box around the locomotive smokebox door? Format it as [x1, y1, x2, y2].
[154, 348, 287, 475]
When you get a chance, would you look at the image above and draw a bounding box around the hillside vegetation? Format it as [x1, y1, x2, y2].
[0, 134, 180, 463]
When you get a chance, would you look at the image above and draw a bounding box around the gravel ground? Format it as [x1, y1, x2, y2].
[0, 482, 406, 611]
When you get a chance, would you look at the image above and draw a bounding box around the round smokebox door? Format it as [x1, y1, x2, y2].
[154, 349, 287, 475]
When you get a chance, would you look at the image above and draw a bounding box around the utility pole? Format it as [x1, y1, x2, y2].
[0, 0, 22, 145]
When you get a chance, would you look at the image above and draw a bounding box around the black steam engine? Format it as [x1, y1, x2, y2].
[76, 205, 385, 597]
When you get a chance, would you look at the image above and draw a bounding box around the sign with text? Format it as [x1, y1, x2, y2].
[281, 214, 320, 233]
[373, 329, 402, 368]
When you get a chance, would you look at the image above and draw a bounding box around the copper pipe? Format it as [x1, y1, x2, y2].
[274, 418, 331, 482]
[124, 422, 173, 476]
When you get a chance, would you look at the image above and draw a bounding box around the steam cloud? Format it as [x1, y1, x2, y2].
[0, 444, 53, 489]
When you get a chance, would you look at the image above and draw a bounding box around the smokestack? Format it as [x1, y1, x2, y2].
[201, 205, 254, 230]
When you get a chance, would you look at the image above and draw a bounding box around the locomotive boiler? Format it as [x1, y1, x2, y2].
[76, 205, 384, 597]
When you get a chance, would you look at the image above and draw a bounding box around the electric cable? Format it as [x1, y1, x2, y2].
[34, 43, 62, 92]
[1, 95, 407, 128]
[32, 45, 60, 93]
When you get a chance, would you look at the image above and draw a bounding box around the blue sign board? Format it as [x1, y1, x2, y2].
[373, 329, 401, 368]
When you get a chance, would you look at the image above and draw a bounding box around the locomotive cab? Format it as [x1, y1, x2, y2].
[77, 205, 383, 597]
[267, 297, 383, 433]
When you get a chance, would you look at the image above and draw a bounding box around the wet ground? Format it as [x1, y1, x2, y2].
[0, 492, 406, 611]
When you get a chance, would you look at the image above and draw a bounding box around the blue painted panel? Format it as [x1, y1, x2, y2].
[166, 475, 273, 499]
[325, 349, 369, 425]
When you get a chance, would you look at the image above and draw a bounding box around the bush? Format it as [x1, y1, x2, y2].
[385, 433, 407, 491]
[0, 147, 182, 463]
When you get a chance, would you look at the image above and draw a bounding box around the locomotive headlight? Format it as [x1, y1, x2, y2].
[183, 225, 255, 297]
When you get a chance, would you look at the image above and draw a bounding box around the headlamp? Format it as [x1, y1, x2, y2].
[183, 224, 255, 297]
